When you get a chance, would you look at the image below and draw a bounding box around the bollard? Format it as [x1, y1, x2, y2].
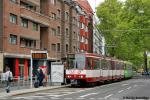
[23, 77, 25, 87]
[17, 77, 20, 89]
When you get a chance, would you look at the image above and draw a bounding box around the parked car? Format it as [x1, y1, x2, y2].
[142, 72, 149, 75]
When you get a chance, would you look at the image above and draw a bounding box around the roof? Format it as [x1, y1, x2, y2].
[74, 0, 93, 15]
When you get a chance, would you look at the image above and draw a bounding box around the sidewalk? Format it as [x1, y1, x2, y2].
[0, 85, 68, 98]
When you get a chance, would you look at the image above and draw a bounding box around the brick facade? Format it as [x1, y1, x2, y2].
[74, 0, 93, 53]
[0, 0, 93, 78]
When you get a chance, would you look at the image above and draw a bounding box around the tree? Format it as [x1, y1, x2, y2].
[96, 0, 150, 67]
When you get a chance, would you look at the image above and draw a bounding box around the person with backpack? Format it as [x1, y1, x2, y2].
[5, 66, 13, 93]
[38, 69, 45, 86]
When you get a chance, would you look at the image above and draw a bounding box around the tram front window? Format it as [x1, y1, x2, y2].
[75, 54, 85, 69]
[68, 59, 75, 69]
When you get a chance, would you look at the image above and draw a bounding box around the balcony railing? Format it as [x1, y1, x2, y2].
[21, 0, 40, 6]
[20, 6, 50, 26]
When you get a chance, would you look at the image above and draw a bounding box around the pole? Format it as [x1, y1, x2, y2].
[30, 50, 33, 88]
[144, 51, 148, 72]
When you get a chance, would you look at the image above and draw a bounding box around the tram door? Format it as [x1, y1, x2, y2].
[19, 64, 24, 79]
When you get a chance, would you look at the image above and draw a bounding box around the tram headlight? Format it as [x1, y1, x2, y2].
[80, 75, 83, 78]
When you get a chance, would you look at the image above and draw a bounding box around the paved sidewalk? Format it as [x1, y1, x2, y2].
[0, 85, 68, 98]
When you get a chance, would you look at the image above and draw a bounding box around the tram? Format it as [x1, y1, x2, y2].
[65, 53, 133, 86]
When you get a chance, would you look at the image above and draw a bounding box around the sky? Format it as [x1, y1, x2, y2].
[87, 0, 126, 12]
[87, 0, 104, 12]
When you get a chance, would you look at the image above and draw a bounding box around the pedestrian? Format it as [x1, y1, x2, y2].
[5, 66, 13, 93]
[38, 69, 45, 86]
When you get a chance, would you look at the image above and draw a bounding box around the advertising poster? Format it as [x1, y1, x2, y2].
[51, 62, 64, 83]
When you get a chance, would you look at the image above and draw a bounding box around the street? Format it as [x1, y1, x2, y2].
[1, 75, 150, 100]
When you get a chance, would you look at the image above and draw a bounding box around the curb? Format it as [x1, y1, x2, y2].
[0, 85, 69, 98]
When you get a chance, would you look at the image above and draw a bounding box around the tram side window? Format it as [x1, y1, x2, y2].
[101, 59, 107, 70]
[86, 58, 92, 69]
[127, 64, 132, 71]
[119, 63, 122, 70]
[111, 61, 115, 70]
[107, 60, 111, 70]
[105, 60, 110, 70]
[121, 63, 125, 70]
[116, 62, 120, 70]
[93, 59, 100, 69]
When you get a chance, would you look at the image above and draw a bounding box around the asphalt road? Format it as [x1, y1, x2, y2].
[2, 75, 150, 100]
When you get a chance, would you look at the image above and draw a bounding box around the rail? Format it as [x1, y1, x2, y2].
[0, 75, 53, 89]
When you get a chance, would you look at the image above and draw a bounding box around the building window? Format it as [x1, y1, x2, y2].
[57, 26, 60, 35]
[57, 9, 61, 19]
[20, 1, 36, 11]
[10, 0, 17, 3]
[51, 0, 56, 5]
[65, 12, 69, 21]
[77, 21, 80, 28]
[77, 34, 80, 41]
[73, 32, 76, 39]
[57, 43, 60, 52]
[73, 46, 76, 52]
[21, 18, 28, 28]
[81, 23, 84, 29]
[32, 22, 38, 31]
[66, 28, 69, 36]
[85, 39, 88, 44]
[20, 37, 36, 48]
[9, 34, 17, 45]
[51, 28, 56, 36]
[51, 13, 56, 20]
[73, 17, 75, 24]
[10, 13, 17, 24]
[75, 18, 77, 26]
[81, 36, 84, 43]
[85, 26, 88, 32]
[51, 44, 56, 51]
[66, 44, 68, 52]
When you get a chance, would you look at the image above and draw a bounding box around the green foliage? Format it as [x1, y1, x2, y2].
[96, 0, 150, 67]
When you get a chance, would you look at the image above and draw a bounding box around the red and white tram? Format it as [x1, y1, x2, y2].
[65, 53, 125, 86]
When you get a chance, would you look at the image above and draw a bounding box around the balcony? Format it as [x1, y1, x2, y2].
[20, 7, 50, 26]
[80, 43, 85, 50]
[80, 29, 85, 36]
[85, 32, 88, 38]
[80, 16, 85, 23]
[85, 19, 88, 26]
[21, 0, 40, 6]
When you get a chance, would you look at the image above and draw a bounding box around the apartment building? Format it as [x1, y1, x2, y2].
[0, 0, 81, 78]
[93, 26, 105, 55]
[74, 0, 94, 53]
[93, 16, 105, 55]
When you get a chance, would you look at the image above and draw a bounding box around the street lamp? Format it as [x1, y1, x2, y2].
[144, 51, 148, 72]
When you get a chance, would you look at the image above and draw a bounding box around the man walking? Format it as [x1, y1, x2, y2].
[5, 66, 13, 93]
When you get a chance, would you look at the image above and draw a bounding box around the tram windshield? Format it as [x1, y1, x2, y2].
[67, 54, 85, 69]
[67, 54, 75, 69]
[74, 54, 85, 69]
